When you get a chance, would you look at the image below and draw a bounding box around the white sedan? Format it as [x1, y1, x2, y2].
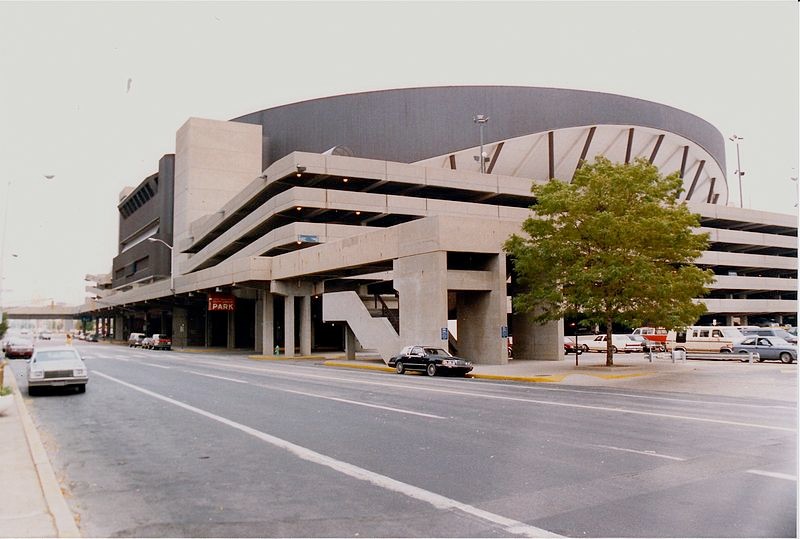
[27, 347, 89, 395]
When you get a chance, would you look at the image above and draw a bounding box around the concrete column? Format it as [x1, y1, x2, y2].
[284, 295, 295, 357]
[227, 311, 235, 349]
[345, 325, 357, 360]
[299, 295, 311, 356]
[512, 314, 563, 361]
[455, 254, 508, 365]
[255, 289, 274, 355]
[393, 251, 449, 348]
[172, 307, 188, 348]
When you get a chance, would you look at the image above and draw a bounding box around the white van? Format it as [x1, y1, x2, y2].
[667, 326, 745, 353]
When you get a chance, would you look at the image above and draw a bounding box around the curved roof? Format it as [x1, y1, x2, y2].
[232, 85, 728, 204]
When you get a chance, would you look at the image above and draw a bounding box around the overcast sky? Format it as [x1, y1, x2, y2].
[0, 1, 797, 307]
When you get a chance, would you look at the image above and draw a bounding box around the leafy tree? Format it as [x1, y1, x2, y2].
[505, 157, 714, 366]
[0, 312, 8, 341]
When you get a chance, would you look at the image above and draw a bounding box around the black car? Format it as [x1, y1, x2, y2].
[388, 345, 473, 377]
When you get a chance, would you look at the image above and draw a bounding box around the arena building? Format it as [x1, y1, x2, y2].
[79, 86, 796, 363]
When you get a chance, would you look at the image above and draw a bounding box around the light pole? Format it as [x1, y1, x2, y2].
[473, 114, 490, 173]
[0, 181, 12, 324]
[147, 237, 175, 294]
[729, 134, 745, 207]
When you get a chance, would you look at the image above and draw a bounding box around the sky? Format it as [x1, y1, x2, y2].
[0, 1, 797, 307]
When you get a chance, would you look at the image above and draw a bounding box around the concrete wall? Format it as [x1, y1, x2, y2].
[174, 118, 263, 277]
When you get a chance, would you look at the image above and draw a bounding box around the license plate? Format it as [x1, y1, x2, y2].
[50, 381, 66, 386]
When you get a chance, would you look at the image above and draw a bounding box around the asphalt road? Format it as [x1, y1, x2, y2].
[8, 340, 797, 538]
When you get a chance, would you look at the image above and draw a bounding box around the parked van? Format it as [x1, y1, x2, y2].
[666, 326, 745, 353]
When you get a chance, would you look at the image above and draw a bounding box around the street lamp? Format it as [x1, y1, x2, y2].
[147, 237, 175, 294]
[473, 114, 490, 173]
[729, 134, 745, 207]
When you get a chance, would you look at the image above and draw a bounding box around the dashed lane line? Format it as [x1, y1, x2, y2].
[593, 444, 686, 461]
[92, 370, 559, 538]
[746, 470, 797, 481]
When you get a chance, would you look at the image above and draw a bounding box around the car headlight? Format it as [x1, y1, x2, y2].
[29, 370, 44, 379]
[73, 368, 87, 377]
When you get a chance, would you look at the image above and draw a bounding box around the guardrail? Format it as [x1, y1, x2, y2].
[646, 350, 760, 363]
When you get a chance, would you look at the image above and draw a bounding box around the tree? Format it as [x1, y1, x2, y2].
[504, 157, 715, 366]
[0, 312, 8, 341]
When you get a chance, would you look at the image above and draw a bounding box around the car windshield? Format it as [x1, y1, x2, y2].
[35, 350, 81, 362]
[423, 348, 450, 356]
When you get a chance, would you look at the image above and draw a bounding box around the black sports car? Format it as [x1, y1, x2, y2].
[388, 345, 473, 377]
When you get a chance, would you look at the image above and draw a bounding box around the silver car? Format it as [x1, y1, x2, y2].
[27, 347, 89, 395]
[731, 336, 797, 364]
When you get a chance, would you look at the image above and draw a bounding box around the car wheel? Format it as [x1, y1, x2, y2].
[779, 352, 793, 364]
[396, 361, 405, 374]
[426, 363, 437, 377]
[580, 344, 589, 352]
[611, 345, 618, 354]
[721, 348, 732, 353]
[77, 384, 86, 393]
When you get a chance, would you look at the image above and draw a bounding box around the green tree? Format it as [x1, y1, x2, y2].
[0, 312, 8, 341]
[505, 157, 714, 366]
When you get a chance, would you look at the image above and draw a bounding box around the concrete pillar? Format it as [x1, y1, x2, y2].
[455, 254, 508, 365]
[284, 295, 295, 357]
[512, 314, 563, 361]
[299, 295, 311, 356]
[172, 307, 188, 348]
[393, 251, 449, 348]
[345, 325, 357, 360]
[255, 289, 274, 354]
[227, 311, 235, 349]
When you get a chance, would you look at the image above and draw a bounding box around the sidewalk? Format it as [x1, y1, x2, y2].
[0, 370, 80, 538]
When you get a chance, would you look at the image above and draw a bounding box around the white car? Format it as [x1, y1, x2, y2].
[27, 346, 89, 395]
[577, 334, 641, 353]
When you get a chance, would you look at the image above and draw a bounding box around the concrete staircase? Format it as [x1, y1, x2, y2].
[322, 291, 401, 363]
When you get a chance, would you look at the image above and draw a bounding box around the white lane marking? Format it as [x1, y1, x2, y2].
[251, 382, 445, 420]
[593, 444, 685, 461]
[746, 469, 797, 481]
[186, 370, 443, 419]
[187, 363, 797, 432]
[140, 362, 170, 369]
[122, 356, 796, 432]
[189, 371, 249, 384]
[93, 371, 557, 538]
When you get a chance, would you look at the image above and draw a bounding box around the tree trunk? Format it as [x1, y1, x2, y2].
[605, 318, 614, 366]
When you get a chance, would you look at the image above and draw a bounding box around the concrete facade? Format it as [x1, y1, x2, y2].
[10, 86, 791, 365]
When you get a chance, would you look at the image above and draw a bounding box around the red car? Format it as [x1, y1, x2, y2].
[564, 337, 582, 355]
[4, 337, 35, 359]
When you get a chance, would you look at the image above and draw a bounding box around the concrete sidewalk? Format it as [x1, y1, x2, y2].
[0, 370, 80, 538]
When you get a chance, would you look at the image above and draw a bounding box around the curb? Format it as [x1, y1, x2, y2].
[250, 355, 327, 361]
[323, 361, 395, 372]
[322, 360, 654, 383]
[7, 373, 81, 538]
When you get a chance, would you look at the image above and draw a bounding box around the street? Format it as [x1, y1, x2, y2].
[7, 341, 797, 538]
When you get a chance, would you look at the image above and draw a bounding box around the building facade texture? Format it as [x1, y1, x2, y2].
[72, 86, 795, 363]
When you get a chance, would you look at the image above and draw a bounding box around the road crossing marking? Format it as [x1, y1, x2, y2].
[93, 371, 559, 538]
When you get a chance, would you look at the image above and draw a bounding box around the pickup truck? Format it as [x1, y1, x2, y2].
[577, 334, 641, 353]
[147, 334, 172, 351]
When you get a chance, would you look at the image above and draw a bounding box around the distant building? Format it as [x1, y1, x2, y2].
[82, 87, 796, 362]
